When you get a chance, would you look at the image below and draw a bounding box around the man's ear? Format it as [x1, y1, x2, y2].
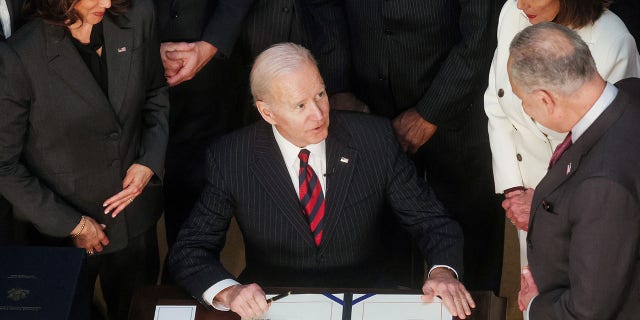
[256, 100, 276, 125]
[535, 89, 557, 116]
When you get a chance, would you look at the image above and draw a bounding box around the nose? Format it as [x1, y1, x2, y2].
[100, 0, 112, 8]
[309, 101, 325, 121]
[517, 0, 527, 10]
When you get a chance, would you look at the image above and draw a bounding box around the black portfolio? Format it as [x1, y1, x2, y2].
[0, 246, 89, 320]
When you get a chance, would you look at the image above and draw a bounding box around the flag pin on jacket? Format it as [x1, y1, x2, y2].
[566, 162, 572, 175]
[340, 157, 349, 164]
[117, 47, 127, 53]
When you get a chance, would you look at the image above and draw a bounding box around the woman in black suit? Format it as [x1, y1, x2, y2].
[0, 0, 169, 318]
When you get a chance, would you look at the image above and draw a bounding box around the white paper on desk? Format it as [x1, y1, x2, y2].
[154, 305, 197, 320]
[350, 294, 452, 320]
[245, 293, 344, 320]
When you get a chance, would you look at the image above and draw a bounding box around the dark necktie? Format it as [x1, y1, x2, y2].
[548, 132, 572, 169]
[298, 149, 325, 246]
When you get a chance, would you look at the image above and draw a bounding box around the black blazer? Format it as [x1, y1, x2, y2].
[527, 78, 640, 319]
[0, 0, 169, 253]
[168, 111, 463, 300]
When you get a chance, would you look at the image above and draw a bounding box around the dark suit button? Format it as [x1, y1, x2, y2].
[384, 27, 392, 35]
[108, 132, 120, 141]
[498, 88, 504, 97]
[110, 160, 119, 168]
[378, 74, 386, 81]
[172, 13, 178, 18]
[282, 7, 290, 13]
[527, 240, 532, 249]
[516, 153, 522, 161]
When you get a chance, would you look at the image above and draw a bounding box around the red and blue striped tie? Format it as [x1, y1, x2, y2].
[298, 149, 325, 246]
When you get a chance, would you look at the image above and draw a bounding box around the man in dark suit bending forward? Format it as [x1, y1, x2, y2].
[509, 23, 640, 319]
[168, 43, 475, 319]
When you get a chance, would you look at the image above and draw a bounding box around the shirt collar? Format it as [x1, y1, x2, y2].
[272, 126, 326, 167]
[571, 82, 618, 142]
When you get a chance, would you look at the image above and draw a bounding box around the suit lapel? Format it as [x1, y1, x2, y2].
[320, 116, 358, 253]
[529, 90, 628, 234]
[45, 23, 113, 116]
[103, 14, 132, 115]
[250, 122, 317, 246]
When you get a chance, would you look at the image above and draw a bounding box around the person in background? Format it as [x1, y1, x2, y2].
[0, 0, 169, 318]
[326, 0, 505, 294]
[484, 0, 640, 270]
[154, 0, 255, 254]
[168, 43, 475, 319]
[508, 22, 640, 319]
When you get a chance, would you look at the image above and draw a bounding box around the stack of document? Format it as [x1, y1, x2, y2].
[248, 293, 452, 320]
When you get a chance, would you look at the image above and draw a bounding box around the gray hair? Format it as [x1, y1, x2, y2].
[509, 22, 597, 96]
[250, 43, 319, 102]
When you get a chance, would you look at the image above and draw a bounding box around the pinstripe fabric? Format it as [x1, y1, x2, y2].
[168, 111, 463, 299]
[343, 0, 500, 122]
[236, 0, 350, 94]
[337, 0, 505, 293]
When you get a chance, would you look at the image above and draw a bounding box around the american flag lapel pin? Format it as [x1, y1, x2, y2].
[566, 162, 572, 175]
[117, 47, 127, 53]
[340, 157, 349, 164]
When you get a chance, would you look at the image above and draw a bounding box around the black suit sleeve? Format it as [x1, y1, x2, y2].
[201, 0, 256, 58]
[0, 43, 81, 236]
[167, 146, 237, 299]
[415, 0, 497, 124]
[136, 2, 170, 178]
[530, 178, 640, 319]
[379, 119, 464, 273]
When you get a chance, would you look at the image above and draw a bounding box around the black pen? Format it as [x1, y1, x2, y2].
[266, 291, 292, 304]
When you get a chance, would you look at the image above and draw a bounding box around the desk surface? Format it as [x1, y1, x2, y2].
[129, 286, 506, 320]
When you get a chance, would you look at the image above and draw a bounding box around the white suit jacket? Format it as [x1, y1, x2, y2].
[484, 0, 640, 192]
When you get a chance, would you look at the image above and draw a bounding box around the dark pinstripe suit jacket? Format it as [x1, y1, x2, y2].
[168, 111, 463, 299]
[340, 0, 500, 124]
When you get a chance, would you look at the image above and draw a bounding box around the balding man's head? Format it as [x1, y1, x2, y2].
[508, 22, 598, 96]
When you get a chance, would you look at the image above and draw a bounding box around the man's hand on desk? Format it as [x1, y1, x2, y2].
[216, 283, 269, 318]
[422, 267, 475, 319]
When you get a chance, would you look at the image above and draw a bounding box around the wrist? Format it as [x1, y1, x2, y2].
[428, 266, 456, 279]
[70, 216, 86, 238]
[504, 186, 525, 198]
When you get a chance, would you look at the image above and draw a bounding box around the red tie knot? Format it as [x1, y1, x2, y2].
[298, 149, 310, 163]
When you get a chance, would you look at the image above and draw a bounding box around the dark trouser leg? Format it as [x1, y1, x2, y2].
[95, 228, 159, 320]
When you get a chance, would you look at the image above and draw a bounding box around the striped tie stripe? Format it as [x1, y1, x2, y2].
[298, 149, 325, 246]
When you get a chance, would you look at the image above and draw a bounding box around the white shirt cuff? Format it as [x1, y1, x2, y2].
[525, 296, 536, 319]
[202, 278, 241, 311]
[427, 265, 459, 279]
